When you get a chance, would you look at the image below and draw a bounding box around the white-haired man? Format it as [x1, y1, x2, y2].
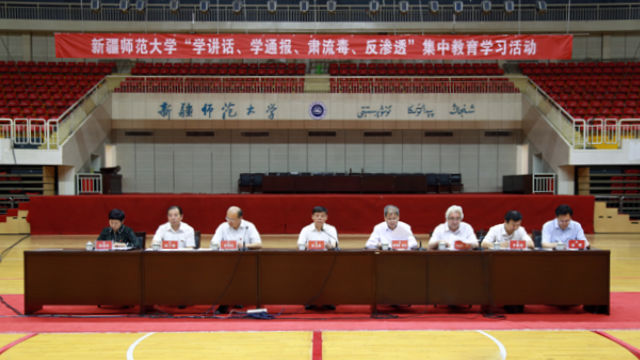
[427, 205, 478, 250]
[365, 205, 418, 250]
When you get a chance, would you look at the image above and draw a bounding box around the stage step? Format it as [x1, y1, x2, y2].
[304, 76, 330, 92]
[594, 201, 640, 233]
[0, 209, 30, 234]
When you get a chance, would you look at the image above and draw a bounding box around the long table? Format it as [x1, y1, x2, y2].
[24, 249, 610, 315]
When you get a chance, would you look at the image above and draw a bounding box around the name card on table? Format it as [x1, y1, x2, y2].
[308, 240, 325, 250]
[221, 240, 238, 250]
[162, 240, 179, 250]
[391, 240, 409, 250]
[454, 240, 473, 250]
[509, 240, 527, 250]
[95, 240, 112, 251]
[568, 239, 587, 250]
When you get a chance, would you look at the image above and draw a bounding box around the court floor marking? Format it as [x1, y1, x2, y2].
[477, 330, 507, 360]
[0, 333, 37, 356]
[126, 332, 155, 360]
[312, 331, 322, 360]
[123, 330, 507, 360]
[593, 331, 640, 359]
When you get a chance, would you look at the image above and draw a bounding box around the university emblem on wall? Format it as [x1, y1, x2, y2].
[309, 102, 326, 120]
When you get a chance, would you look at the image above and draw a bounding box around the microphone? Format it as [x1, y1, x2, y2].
[241, 225, 248, 251]
[321, 226, 339, 250]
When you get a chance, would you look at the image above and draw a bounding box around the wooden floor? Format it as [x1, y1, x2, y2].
[1, 233, 639, 359]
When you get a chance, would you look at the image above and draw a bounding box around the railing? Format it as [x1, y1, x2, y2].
[619, 119, 640, 144]
[0, 117, 59, 149]
[113, 75, 518, 94]
[331, 77, 519, 94]
[512, 76, 575, 145]
[76, 173, 102, 195]
[55, 77, 110, 149]
[595, 194, 640, 220]
[0, 118, 12, 139]
[0, 77, 109, 151]
[0, 2, 638, 23]
[533, 173, 556, 194]
[572, 117, 640, 149]
[114, 75, 305, 93]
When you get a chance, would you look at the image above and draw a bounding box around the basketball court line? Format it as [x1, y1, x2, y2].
[478, 330, 507, 360]
[126, 332, 155, 360]
[1, 330, 639, 360]
[0, 333, 37, 356]
[594, 331, 640, 359]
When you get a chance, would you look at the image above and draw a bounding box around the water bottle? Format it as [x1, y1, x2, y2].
[438, 241, 447, 250]
[85, 241, 94, 251]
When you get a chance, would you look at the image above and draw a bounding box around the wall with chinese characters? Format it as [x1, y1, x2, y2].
[112, 129, 522, 194]
[111, 93, 521, 122]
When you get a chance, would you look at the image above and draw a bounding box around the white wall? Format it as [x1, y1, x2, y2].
[112, 129, 524, 194]
[0, 34, 24, 60]
[112, 93, 523, 122]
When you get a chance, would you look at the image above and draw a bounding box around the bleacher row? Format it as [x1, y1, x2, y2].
[328, 62, 504, 76]
[0, 61, 116, 119]
[132, 62, 306, 76]
[605, 169, 640, 196]
[0, 60, 115, 76]
[114, 77, 305, 93]
[329, 77, 519, 94]
[590, 167, 640, 220]
[520, 62, 640, 119]
[520, 61, 640, 77]
[130, 62, 504, 77]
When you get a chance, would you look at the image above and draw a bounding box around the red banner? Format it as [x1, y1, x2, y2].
[55, 33, 572, 60]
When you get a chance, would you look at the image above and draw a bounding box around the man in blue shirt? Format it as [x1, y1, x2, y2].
[541, 204, 589, 249]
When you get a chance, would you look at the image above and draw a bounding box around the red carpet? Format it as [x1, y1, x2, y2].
[27, 194, 595, 235]
[0, 292, 637, 333]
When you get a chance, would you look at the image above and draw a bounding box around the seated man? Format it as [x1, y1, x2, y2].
[298, 206, 338, 311]
[96, 208, 142, 249]
[482, 210, 534, 249]
[427, 205, 478, 250]
[210, 206, 261, 315]
[151, 205, 195, 249]
[297, 206, 338, 250]
[210, 206, 262, 250]
[542, 204, 589, 249]
[365, 205, 418, 250]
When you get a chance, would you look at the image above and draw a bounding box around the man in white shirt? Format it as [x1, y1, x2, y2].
[297, 206, 338, 250]
[210, 206, 262, 250]
[151, 205, 195, 249]
[427, 205, 478, 250]
[365, 205, 418, 250]
[298, 206, 338, 311]
[482, 210, 534, 249]
[542, 204, 589, 249]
